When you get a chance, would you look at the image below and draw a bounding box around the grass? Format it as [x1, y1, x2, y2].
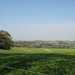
[0, 47, 75, 75]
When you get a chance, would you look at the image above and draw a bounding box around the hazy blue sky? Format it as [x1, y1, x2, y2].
[0, 0, 75, 41]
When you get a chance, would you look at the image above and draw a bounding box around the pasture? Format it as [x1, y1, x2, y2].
[0, 47, 75, 75]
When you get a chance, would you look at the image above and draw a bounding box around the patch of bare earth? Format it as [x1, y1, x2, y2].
[45, 49, 52, 52]
[24, 50, 34, 52]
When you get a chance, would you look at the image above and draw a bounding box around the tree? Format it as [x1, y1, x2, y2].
[0, 30, 13, 50]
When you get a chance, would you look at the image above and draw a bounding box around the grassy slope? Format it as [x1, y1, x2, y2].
[0, 47, 75, 75]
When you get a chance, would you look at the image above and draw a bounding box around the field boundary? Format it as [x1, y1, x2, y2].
[1, 65, 49, 75]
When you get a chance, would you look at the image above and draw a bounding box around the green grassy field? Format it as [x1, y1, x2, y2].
[0, 47, 75, 75]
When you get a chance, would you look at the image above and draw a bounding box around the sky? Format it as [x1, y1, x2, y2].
[0, 0, 75, 41]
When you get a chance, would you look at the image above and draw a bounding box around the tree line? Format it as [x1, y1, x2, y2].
[0, 30, 75, 50]
[14, 41, 75, 49]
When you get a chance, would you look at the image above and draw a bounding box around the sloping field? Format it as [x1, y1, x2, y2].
[0, 47, 75, 75]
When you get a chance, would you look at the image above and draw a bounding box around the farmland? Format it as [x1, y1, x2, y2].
[0, 47, 75, 75]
